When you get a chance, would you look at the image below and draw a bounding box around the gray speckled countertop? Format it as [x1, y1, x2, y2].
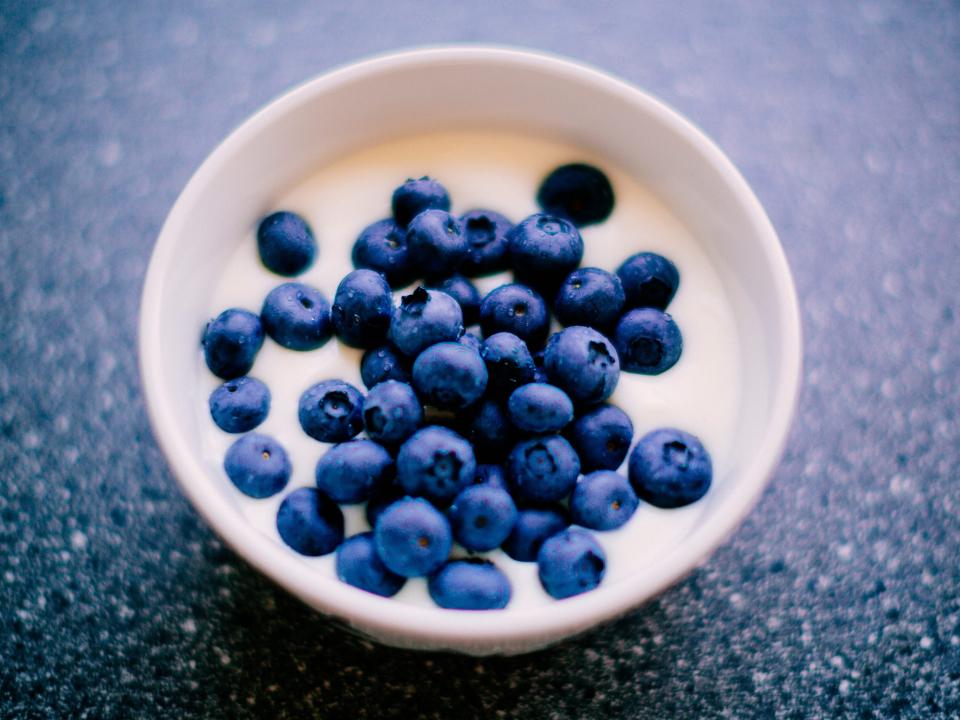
[1, 1, 958, 718]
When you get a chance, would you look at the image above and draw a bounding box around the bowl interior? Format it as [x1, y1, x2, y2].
[140, 48, 800, 654]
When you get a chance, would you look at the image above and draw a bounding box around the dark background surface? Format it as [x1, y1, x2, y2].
[2, 1, 959, 718]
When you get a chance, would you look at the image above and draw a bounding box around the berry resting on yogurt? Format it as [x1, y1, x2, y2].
[428, 558, 512, 610]
[537, 163, 615, 227]
[202, 308, 264, 379]
[257, 210, 316, 276]
[202, 167, 717, 611]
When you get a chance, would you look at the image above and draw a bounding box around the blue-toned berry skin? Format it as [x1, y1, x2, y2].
[298, 380, 364, 443]
[392, 177, 451, 229]
[352, 218, 414, 288]
[480, 332, 536, 398]
[261, 282, 332, 351]
[448, 483, 518, 552]
[389, 287, 464, 357]
[464, 398, 516, 463]
[628, 428, 712, 508]
[614, 308, 683, 375]
[396, 426, 477, 505]
[570, 471, 639, 531]
[374, 497, 452, 577]
[536, 163, 615, 227]
[209, 376, 270, 433]
[459, 331, 483, 354]
[412, 342, 488, 410]
[202, 308, 264, 379]
[501, 505, 568, 562]
[360, 345, 412, 389]
[617, 252, 680, 311]
[507, 213, 584, 293]
[315, 439, 394, 504]
[537, 527, 606, 599]
[362, 380, 423, 447]
[506, 435, 580, 504]
[544, 326, 620, 405]
[365, 481, 404, 528]
[427, 274, 481, 326]
[331, 269, 393, 349]
[554, 267, 625, 332]
[479, 284, 550, 349]
[459, 209, 513, 277]
[474, 463, 507, 489]
[276, 487, 344, 556]
[507, 383, 574, 435]
[336, 532, 406, 597]
[428, 559, 511, 610]
[257, 211, 316, 276]
[566, 403, 633, 473]
[405, 209, 466, 279]
[224, 433, 291, 498]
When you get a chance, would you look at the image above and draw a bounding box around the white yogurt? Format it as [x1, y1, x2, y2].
[198, 130, 742, 610]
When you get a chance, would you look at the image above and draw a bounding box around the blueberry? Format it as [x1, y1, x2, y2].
[298, 380, 364, 443]
[360, 345, 412, 389]
[463, 398, 516, 463]
[459, 209, 513, 277]
[616, 252, 680, 310]
[448, 483, 518, 552]
[614, 308, 683, 374]
[276, 487, 344, 556]
[473, 463, 507, 489]
[507, 214, 584, 293]
[336, 532, 405, 597]
[352, 218, 413, 288]
[392, 177, 451, 229]
[543, 326, 620, 405]
[365, 481, 404, 528]
[412, 342, 488, 410]
[554, 267, 625, 332]
[536, 163, 615, 227]
[406, 209, 467, 279]
[331, 269, 393, 349]
[202, 308, 264, 379]
[458, 331, 483, 354]
[479, 284, 549, 348]
[537, 527, 606, 599]
[315, 439, 394, 504]
[374, 497, 452, 577]
[261, 282, 332, 351]
[388, 287, 464, 357]
[426, 274, 480, 325]
[501, 505, 568, 562]
[208, 376, 270, 433]
[506, 435, 580, 504]
[480, 332, 536, 398]
[507, 383, 574, 435]
[362, 380, 423, 447]
[570, 471, 638, 531]
[223, 433, 291, 498]
[566, 403, 633, 472]
[428, 559, 511, 610]
[628, 428, 712, 508]
[256, 211, 316, 276]
[396, 426, 476, 505]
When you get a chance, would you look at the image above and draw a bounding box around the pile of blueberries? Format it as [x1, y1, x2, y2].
[202, 164, 712, 610]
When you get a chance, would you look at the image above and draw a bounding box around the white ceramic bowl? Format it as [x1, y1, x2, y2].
[139, 46, 801, 655]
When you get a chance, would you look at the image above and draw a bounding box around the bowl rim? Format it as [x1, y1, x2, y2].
[139, 45, 802, 650]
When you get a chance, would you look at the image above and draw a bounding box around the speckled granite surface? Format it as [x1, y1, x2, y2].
[1, 1, 958, 717]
